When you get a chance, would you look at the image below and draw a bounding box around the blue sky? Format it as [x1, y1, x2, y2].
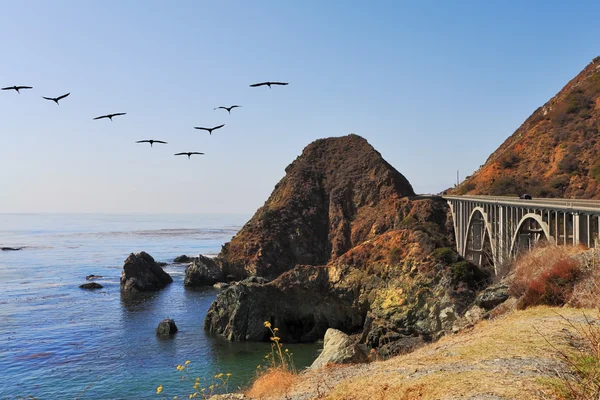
[0, 1, 598, 213]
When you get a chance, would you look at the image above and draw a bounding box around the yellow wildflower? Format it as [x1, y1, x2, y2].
[263, 321, 271, 328]
[209, 385, 214, 390]
[215, 373, 224, 378]
[185, 360, 191, 365]
[273, 327, 279, 331]
[156, 385, 163, 395]
[226, 373, 232, 377]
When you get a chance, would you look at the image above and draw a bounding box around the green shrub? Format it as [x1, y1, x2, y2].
[388, 247, 402, 265]
[498, 152, 521, 169]
[450, 261, 488, 287]
[432, 247, 455, 264]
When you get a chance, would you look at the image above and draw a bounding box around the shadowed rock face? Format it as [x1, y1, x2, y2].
[217, 134, 415, 280]
[120, 252, 173, 292]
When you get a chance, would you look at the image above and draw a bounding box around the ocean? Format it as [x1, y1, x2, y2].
[0, 214, 320, 399]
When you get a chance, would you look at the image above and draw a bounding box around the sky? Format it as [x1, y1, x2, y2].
[1, 0, 599, 214]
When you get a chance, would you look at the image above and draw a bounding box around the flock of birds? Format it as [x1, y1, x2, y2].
[2, 81, 289, 159]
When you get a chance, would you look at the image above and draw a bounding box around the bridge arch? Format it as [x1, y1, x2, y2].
[509, 213, 552, 256]
[462, 207, 495, 269]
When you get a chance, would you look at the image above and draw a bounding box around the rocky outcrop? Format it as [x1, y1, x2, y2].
[184, 255, 224, 287]
[156, 318, 178, 336]
[79, 282, 103, 289]
[475, 282, 510, 310]
[120, 252, 173, 292]
[310, 328, 369, 369]
[1, 247, 22, 251]
[216, 134, 416, 280]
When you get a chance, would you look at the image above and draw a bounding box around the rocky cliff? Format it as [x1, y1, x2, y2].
[216, 134, 416, 280]
[205, 134, 488, 353]
[451, 56, 600, 198]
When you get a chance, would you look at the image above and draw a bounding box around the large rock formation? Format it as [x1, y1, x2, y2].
[450, 56, 600, 198]
[216, 134, 416, 280]
[120, 252, 173, 292]
[205, 134, 487, 352]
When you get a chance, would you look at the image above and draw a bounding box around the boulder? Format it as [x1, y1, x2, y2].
[214, 282, 230, 289]
[184, 255, 224, 287]
[86, 274, 103, 280]
[156, 318, 178, 336]
[310, 328, 369, 369]
[240, 276, 270, 285]
[475, 282, 509, 310]
[120, 252, 173, 292]
[79, 282, 103, 289]
[174, 255, 193, 263]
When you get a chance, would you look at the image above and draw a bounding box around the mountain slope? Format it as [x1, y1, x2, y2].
[451, 56, 600, 198]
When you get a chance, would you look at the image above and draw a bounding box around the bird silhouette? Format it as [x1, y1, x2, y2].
[93, 113, 126, 121]
[2, 86, 33, 93]
[214, 105, 241, 114]
[175, 152, 204, 159]
[249, 82, 288, 88]
[42, 93, 70, 105]
[194, 124, 225, 135]
[136, 140, 167, 147]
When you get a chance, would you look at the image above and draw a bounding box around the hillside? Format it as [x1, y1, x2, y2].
[451, 56, 600, 198]
[264, 307, 593, 400]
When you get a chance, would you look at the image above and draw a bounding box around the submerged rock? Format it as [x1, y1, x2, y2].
[1, 247, 22, 251]
[174, 255, 193, 263]
[79, 282, 103, 289]
[120, 252, 173, 292]
[156, 318, 178, 336]
[86, 275, 103, 280]
[184, 255, 224, 287]
[310, 328, 369, 369]
[213, 282, 230, 289]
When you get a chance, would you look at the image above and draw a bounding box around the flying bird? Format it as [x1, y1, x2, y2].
[93, 113, 126, 121]
[214, 105, 241, 114]
[2, 86, 33, 93]
[249, 82, 288, 88]
[42, 93, 70, 105]
[175, 152, 204, 159]
[193, 124, 225, 135]
[136, 140, 167, 147]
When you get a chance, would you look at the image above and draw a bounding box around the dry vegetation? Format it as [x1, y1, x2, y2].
[239, 245, 600, 400]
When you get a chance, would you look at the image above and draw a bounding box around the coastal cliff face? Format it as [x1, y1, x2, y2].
[451, 57, 600, 198]
[217, 134, 415, 280]
[205, 134, 487, 351]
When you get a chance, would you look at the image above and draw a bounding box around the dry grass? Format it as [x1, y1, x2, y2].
[245, 369, 297, 399]
[570, 248, 600, 308]
[280, 307, 596, 400]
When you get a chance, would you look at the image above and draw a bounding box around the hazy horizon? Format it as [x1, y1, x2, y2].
[1, 1, 599, 213]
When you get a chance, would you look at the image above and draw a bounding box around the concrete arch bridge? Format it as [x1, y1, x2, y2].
[443, 195, 600, 274]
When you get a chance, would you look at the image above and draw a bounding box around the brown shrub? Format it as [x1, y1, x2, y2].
[517, 258, 580, 309]
[509, 245, 586, 309]
[246, 368, 297, 399]
[569, 250, 600, 308]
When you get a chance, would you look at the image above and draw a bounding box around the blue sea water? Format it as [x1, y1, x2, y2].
[0, 214, 320, 399]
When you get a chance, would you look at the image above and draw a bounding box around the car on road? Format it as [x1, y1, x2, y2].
[519, 194, 532, 200]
